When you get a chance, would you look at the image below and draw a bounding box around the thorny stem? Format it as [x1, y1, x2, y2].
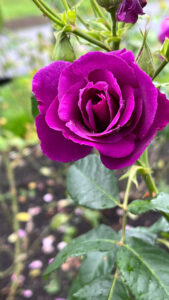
[152, 59, 168, 80]
[3, 153, 22, 300]
[108, 268, 119, 300]
[32, 0, 110, 51]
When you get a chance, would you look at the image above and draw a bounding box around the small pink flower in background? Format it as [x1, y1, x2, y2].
[158, 17, 169, 43]
[57, 241, 67, 251]
[28, 260, 43, 269]
[28, 206, 42, 216]
[18, 229, 26, 239]
[42, 235, 55, 253]
[21, 289, 33, 298]
[54, 298, 66, 300]
[43, 193, 53, 202]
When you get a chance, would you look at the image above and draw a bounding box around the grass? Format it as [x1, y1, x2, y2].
[1, 0, 41, 20]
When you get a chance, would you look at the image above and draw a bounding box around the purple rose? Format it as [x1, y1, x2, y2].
[158, 17, 169, 43]
[116, 0, 147, 24]
[32, 49, 169, 169]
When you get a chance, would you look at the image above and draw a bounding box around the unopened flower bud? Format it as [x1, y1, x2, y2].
[96, 0, 122, 12]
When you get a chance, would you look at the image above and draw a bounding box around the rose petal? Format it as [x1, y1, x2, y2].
[32, 61, 70, 114]
[118, 85, 135, 126]
[58, 81, 84, 122]
[134, 64, 158, 138]
[58, 51, 137, 100]
[36, 114, 92, 162]
[95, 136, 135, 158]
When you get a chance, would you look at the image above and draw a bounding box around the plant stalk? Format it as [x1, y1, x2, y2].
[32, 0, 64, 26]
[32, 0, 110, 51]
[110, 8, 120, 50]
[73, 28, 111, 51]
[3, 153, 22, 300]
[61, 0, 69, 11]
[108, 268, 119, 300]
[152, 59, 168, 80]
[90, 0, 111, 30]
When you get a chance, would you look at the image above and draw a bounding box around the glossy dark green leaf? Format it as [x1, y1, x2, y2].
[117, 238, 169, 299]
[67, 154, 120, 209]
[129, 193, 169, 215]
[44, 225, 117, 276]
[72, 276, 130, 300]
[69, 251, 116, 298]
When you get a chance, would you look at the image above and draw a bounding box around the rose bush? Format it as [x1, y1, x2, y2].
[116, 0, 147, 24]
[32, 49, 169, 169]
[158, 17, 169, 43]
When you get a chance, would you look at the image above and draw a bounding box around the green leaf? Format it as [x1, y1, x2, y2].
[148, 217, 169, 234]
[117, 239, 169, 300]
[72, 276, 130, 300]
[67, 154, 120, 209]
[69, 251, 116, 298]
[125, 226, 157, 245]
[160, 38, 169, 62]
[31, 93, 39, 118]
[137, 31, 154, 76]
[44, 225, 117, 276]
[129, 193, 169, 215]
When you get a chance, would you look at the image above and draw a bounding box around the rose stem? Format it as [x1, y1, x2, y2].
[61, 0, 69, 11]
[108, 167, 137, 298]
[90, 0, 111, 30]
[3, 153, 23, 300]
[73, 28, 111, 51]
[152, 59, 168, 80]
[110, 8, 120, 50]
[38, 0, 63, 22]
[107, 268, 119, 300]
[32, 0, 64, 26]
[32, 0, 111, 51]
[137, 153, 169, 223]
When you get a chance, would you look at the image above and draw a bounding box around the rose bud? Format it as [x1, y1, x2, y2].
[158, 17, 169, 43]
[32, 49, 169, 170]
[116, 0, 147, 24]
[96, 0, 122, 11]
